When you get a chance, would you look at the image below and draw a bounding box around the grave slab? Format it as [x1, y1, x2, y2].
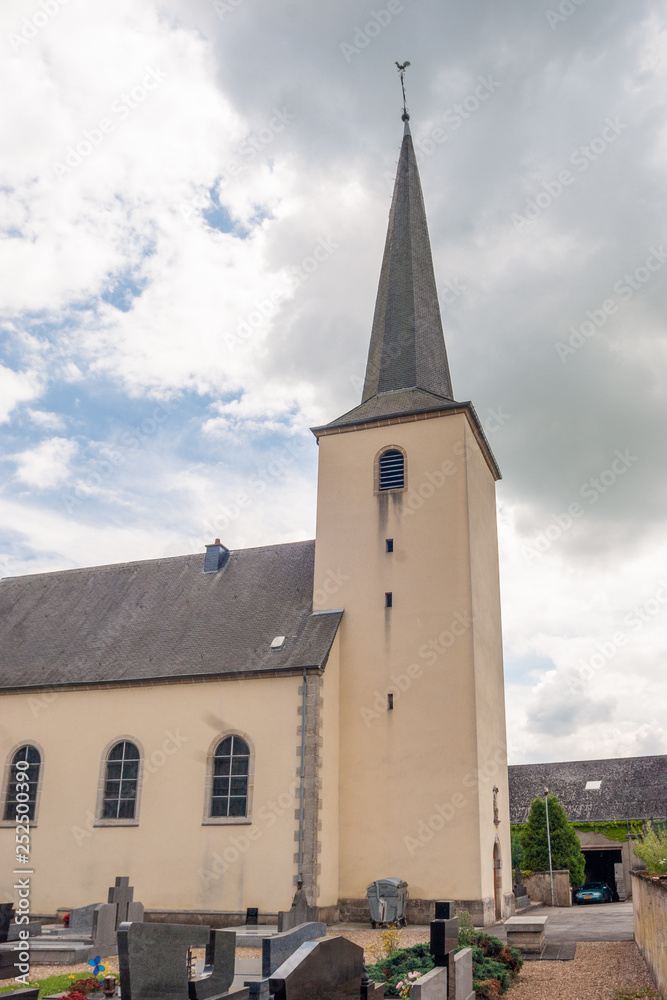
[261, 922, 326, 977]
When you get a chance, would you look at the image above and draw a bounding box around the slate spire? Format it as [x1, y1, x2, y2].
[361, 118, 454, 405]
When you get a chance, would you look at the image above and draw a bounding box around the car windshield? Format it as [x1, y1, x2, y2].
[580, 883, 604, 890]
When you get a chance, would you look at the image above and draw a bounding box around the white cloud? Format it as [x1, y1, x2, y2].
[13, 437, 79, 488]
[0, 364, 41, 422]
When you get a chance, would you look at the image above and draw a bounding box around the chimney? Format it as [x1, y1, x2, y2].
[204, 538, 229, 573]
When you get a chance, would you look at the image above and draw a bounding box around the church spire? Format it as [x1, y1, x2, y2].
[362, 112, 454, 405]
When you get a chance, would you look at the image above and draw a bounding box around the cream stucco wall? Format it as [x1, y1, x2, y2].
[0, 668, 338, 915]
[313, 410, 511, 917]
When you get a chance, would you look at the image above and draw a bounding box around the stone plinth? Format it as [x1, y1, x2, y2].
[505, 916, 548, 954]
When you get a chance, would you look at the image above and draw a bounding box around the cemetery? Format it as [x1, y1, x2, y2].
[0, 879, 493, 999]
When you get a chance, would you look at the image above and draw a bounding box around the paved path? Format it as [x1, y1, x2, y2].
[487, 901, 634, 943]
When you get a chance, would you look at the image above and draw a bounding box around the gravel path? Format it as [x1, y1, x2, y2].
[509, 942, 657, 1000]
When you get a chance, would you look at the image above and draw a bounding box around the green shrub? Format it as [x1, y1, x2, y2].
[367, 927, 522, 997]
[633, 823, 667, 875]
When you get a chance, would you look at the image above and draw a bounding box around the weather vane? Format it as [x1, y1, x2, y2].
[395, 61, 411, 121]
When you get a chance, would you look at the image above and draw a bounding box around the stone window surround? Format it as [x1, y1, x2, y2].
[0, 740, 45, 829]
[202, 730, 255, 826]
[374, 444, 407, 494]
[94, 735, 144, 828]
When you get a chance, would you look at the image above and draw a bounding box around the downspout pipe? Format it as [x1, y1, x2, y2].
[297, 668, 307, 887]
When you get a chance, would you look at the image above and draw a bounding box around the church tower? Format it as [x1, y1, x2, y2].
[312, 116, 513, 924]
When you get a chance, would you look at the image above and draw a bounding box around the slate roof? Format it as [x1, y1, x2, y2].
[509, 755, 667, 823]
[325, 121, 454, 431]
[0, 540, 342, 691]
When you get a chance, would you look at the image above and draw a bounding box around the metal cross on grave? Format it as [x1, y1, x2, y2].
[108, 876, 135, 927]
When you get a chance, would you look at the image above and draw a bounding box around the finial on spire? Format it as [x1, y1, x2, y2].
[395, 61, 411, 121]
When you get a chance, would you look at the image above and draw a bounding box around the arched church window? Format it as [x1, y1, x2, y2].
[378, 448, 405, 490]
[102, 740, 140, 820]
[211, 736, 250, 818]
[3, 745, 41, 822]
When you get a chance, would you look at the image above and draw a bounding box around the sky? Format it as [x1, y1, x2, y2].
[2, 0, 667, 766]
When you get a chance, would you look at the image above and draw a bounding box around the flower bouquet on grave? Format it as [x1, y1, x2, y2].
[395, 970, 422, 998]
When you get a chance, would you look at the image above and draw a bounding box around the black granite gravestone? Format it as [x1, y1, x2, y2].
[118, 921, 247, 1000]
[0, 904, 15, 944]
[430, 901, 459, 998]
[269, 936, 364, 1000]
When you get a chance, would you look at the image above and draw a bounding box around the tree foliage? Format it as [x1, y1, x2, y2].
[511, 829, 524, 869]
[521, 794, 586, 887]
[633, 822, 667, 875]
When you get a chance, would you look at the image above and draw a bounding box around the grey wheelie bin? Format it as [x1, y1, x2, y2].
[366, 877, 408, 927]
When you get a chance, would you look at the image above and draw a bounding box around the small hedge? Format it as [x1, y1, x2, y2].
[367, 930, 523, 997]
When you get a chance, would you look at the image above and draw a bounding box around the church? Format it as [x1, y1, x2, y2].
[0, 114, 513, 927]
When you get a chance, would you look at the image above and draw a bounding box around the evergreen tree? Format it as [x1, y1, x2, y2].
[521, 794, 586, 887]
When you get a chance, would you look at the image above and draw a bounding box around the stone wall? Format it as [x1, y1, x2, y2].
[523, 870, 571, 907]
[632, 872, 667, 997]
[337, 897, 496, 926]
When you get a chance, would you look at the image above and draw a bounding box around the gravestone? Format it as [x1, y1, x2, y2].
[109, 877, 144, 926]
[118, 920, 247, 1000]
[429, 902, 458, 1000]
[452, 949, 474, 1000]
[410, 966, 447, 1000]
[269, 936, 364, 1000]
[277, 888, 318, 933]
[0, 904, 15, 943]
[262, 922, 327, 978]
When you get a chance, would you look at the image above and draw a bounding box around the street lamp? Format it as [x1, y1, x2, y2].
[544, 786, 554, 907]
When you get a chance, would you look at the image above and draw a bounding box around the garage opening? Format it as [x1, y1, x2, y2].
[582, 848, 623, 900]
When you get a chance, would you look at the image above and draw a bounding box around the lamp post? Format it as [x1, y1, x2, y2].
[544, 786, 554, 907]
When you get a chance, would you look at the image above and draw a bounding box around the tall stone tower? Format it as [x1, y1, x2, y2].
[312, 117, 513, 925]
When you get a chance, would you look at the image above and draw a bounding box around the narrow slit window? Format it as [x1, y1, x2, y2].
[386, 539, 394, 553]
[4, 745, 41, 822]
[387, 693, 394, 710]
[385, 592, 393, 608]
[378, 450, 405, 490]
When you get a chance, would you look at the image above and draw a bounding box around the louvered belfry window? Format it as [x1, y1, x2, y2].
[379, 449, 405, 490]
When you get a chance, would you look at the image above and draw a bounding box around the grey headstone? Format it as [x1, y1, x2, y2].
[453, 948, 474, 1000]
[70, 903, 101, 935]
[92, 903, 118, 956]
[127, 901, 145, 923]
[411, 966, 447, 1000]
[262, 922, 326, 978]
[108, 877, 136, 926]
[269, 936, 364, 1000]
[7, 920, 41, 939]
[277, 889, 318, 933]
[118, 920, 208, 1000]
[189, 929, 236, 1000]
[0, 990, 39, 1000]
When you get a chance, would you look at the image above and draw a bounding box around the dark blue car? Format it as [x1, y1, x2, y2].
[574, 881, 613, 904]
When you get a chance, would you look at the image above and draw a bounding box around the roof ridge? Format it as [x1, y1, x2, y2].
[1, 539, 316, 584]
